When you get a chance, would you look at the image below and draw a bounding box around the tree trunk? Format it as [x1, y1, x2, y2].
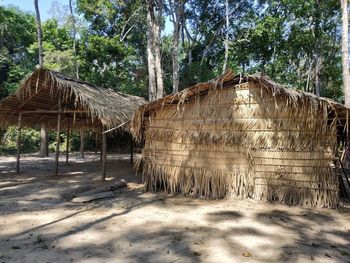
[154, 2, 164, 99]
[342, 0, 350, 107]
[34, 0, 43, 68]
[34, 0, 48, 157]
[80, 130, 84, 159]
[147, 1, 164, 100]
[69, 0, 79, 79]
[147, 6, 157, 101]
[314, 0, 321, 96]
[170, 0, 182, 93]
[40, 125, 49, 157]
[315, 52, 321, 96]
[184, 25, 193, 65]
[222, 0, 229, 74]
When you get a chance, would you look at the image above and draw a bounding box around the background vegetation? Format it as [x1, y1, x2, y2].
[0, 0, 346, 154]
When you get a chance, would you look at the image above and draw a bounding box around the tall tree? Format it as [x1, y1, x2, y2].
[147, 6, 157, 101]
[147, 0, 164, 100]
[69, 0, 79, 79]
[34, 0, 49, 157]
[69, 0, 84, 158]
[0, 6, 36, 98]
[169, 0, 183, 93]
[76, 0, 148, 98]
[34, 0, 43, 67]
[341, 0, 350, 107]
[222, 0, 229, 74]
[314, 0, 322, 96]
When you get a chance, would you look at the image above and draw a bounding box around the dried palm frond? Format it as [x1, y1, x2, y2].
[0, 68, 146, 130]
[131, 71, 348, 208]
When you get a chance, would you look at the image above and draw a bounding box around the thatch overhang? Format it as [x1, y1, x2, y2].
[132, 71, 350, 141]
[0, 68, 146, 130]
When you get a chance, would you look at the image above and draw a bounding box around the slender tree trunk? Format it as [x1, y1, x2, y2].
[147, 6, 157, 101]
[154, 1, 164, 99]
[70, 0, 83, 159]
[314, 0, 321, 96]
[222, 0, 229, 74]
[147, 1, 164, 100]
[170, 0, 182, 93]
[315, 53, 321, 96]
[34, 0, 43, 68]
[184, 25, 192, 65]
[69, 0, 79, 79]
[342, 0, 350, 107]
[34, 0, 48, 157]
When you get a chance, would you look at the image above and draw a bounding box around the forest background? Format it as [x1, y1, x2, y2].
[0, 0, 346, 153]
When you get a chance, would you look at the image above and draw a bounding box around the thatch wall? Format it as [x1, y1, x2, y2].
[133, 73, 347, 208]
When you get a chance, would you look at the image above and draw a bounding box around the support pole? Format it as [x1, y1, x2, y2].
[100, 124, 103, 162]
[55, 95, 61, 176]
[66, 118, 70, 165]
[16, 113, 22, 174]
[102, 129, 107, 181]
[130, 134, 134, 164]
[94, 131, 98, 154]
[80, 129, 84, 159]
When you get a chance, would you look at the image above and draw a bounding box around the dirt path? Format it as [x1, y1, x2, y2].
[0, 153, 349, 263]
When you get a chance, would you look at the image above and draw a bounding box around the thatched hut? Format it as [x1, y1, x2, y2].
[132, 71, 349, 208]
[0, 68, 146, 177]
[0, 69, 145, 129]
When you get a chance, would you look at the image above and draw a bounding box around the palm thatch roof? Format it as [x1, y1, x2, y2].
[0, 68, 146, 130]
[131, 70, 349, 208]
[132, 71, 350, 141]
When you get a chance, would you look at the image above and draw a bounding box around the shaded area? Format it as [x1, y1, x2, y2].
[0, 153, 349, 263]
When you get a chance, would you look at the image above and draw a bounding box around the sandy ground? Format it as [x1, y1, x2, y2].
[0, 153, 349, 263]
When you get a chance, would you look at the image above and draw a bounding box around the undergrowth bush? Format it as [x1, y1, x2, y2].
[0, 127, 133, 155]
[0, 127, 40, 155]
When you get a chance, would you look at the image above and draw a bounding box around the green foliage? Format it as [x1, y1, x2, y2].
[0, 6, 36, 99]
[0, 0, 347, 154]
[0, 127, 40, 155]
[76, 0, 148, 98]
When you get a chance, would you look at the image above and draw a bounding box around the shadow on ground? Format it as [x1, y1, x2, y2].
[0, 153, 349, 263]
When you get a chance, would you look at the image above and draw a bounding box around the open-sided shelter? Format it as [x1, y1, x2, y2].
[0, 68, 145, 177]
[132, 71, 349, 208]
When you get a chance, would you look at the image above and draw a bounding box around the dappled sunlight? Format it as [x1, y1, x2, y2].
[64, 171, 84, 175]
[0, 153, 349, 262]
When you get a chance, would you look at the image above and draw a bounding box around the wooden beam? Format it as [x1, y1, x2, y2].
[130, 134, 134, 164]
[6, 71, 47, 122]
[16, 113, 22, 174]
[102, 121, 128, 134]
[102, 129, 107, 181]
[36, 101, 66, 123]
[54, 94, 62, 176]
[20, 110, 88, 114]
[66, 117, 70, 165]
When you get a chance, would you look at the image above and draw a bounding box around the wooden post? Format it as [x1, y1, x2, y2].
[94, 131, 98, 154]
[40, 125, 48, 157]
[16, 113, 22, 174]
[80, 129, 84, 159]
[55, 95, 61, 176]
[102, 129, 107, 181]
[66, 118, 70, 164]
[100, 124, 103, 162]
[130, 134, 134, 164]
